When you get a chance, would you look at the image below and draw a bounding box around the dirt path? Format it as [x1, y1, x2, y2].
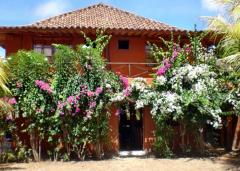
[0, 157, 239, 171]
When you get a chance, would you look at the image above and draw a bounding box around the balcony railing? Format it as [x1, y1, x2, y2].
[106, 62, 158, 77]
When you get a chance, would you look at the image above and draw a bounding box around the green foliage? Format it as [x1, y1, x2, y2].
[50, 31, 121, 160]
[205, 0, 240, 71]
[153, 124, 174, 158]
[7, 50, 53, 161]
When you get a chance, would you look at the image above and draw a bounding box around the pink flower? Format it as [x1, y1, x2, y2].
[185, 47, 191, 53]
[6, 114, 13, 121]
[76, 95, 81, 100]
[60, 112, 64, 117]
[123, 88, 131, 97]
[170, 49, 179, 63]
[8, 98, 17, 105]
[95, 87, 103, 95]
[89, 101, 96, 108]
[35, 80, 45, 87]
[165, 62, 172, 69]
[120, 75, 129, 89]
[172, 49, 179, 58]
[35, 80, 53, 94]
[57, 101, 64, 110]
[85, 110, 93, 119]
[67, 96, 75, 104]
[75, 107, 80, 113]
[156, 67, 167, 76]
[87, 91, 95, 97]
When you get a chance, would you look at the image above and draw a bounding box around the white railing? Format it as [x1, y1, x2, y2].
[106, 62, 158, 77]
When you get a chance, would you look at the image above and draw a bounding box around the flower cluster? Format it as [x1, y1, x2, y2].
[156, 49, 179, 76]
[153, 63, 222, 128]
[226, 87, 240, 112]
[170, 64, 217, 94]
[119, 75, 129, 89]
[8, 98, 17, 105]
[151, 91, 182, 116]
[57, 85, 104, 119]
[35, 80, 53, 94]
[111, 77, 148, 102]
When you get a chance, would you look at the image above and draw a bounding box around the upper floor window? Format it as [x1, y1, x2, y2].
[33, 44, 54, 57]
[33, 44, 55, 63]
[118, 40, 129, 50]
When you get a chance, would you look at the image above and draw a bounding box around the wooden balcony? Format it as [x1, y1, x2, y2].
[106, 62, 158, 78]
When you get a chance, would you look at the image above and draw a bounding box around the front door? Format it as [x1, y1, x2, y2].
[119, 105, 143, 150]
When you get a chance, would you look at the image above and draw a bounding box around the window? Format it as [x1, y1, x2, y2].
[33, 44, 55, 62]
[118, 40, 129, 49]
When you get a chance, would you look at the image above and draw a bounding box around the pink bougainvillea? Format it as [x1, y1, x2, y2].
[156, 67, 167, 76]
[85, 110, 93, 119]
[123, 88, 131, 97]
[120, 75, 129, 89]
[6, 114, 13, 121]
[95, 87, 103, 95]
[89, 101, 96, 108]
[75, 107, 81, 113]
[67, 96, 75, 104]
[8, 98, 17, 105]
[156, 49, 179, 76]
[35, 80, 53, 94]
[57, 101, 65, 110]
[87, 91, 95, 97]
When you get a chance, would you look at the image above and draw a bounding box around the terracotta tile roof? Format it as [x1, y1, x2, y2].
[30, 3, 183, 32]
[0, 3, 186, 35]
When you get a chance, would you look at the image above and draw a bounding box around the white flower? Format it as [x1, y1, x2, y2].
[156, 76, 167, 85]
[131, 77, 147, 92]
[135, 100, 144, 109]
[193, 79, 207, 94]
[110, 93, 125, 102]
[106, 84, 111, 89]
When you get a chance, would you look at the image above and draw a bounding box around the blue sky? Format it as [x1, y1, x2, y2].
[0, 0, 220, 57]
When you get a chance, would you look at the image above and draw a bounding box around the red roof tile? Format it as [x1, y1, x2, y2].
[0, 3, 185, 34]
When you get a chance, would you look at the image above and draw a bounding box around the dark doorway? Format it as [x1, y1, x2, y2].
[119, 105, 143, 150]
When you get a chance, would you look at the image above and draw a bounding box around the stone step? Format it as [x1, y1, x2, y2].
[119, 150, 147, 157]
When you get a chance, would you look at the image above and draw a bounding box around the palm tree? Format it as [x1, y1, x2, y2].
[0, 58, 11, 107]
[205, 0, 240, 70]
[205, 0, 240, 151]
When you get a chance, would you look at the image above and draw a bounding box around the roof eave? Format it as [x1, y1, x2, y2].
[0, 26, 188, 37]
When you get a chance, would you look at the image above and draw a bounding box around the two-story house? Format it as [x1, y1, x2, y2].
[0, 3, 214, 154]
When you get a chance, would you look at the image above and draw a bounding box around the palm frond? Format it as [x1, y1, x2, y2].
[0, 60, 11, 95]
[219, 52, 240, 71]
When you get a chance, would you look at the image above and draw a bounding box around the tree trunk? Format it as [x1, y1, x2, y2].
[38, 138, 42, 161]
[198, 128, 205, 154]
[95, 116, 102, 160]
[30, 130, 39, 161]
[232, 116, 240, 151]
[180, 121, 186, 152]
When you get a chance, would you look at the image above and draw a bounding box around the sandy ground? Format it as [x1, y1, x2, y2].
[0, 156, 239, 171]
